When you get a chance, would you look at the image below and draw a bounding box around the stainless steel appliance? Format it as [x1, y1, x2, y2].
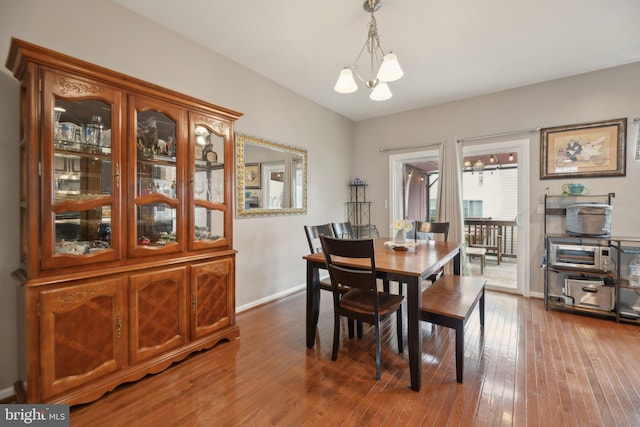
[549, 243, 611, 272]
[564, 277, 614, 311]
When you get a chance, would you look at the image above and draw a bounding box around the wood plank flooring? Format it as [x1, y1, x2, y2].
[70, 289, 640, 426]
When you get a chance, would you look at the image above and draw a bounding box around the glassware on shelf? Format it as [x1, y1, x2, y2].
[54, 106, 66, 141]
[212, 181, 222, 203]
[60, 122, 78, 144]
[85, 115, 104, 147]
[194, 181, 206, 199]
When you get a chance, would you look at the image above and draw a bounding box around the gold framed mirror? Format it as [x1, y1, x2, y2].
[235, 133, 307, 217]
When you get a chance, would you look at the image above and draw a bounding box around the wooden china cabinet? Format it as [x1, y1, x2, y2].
[6, 38, 242, 405]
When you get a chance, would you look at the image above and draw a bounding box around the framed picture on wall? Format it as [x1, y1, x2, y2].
[245, 163, 261, 189]
[540, 118, 626, 179]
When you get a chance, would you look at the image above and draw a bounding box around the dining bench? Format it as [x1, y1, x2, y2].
[420, 275, 486, 383]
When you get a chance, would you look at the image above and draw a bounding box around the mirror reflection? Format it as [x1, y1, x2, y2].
[236, 133, 306, 217]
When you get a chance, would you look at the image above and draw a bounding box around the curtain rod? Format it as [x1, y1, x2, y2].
[379, 119, 637, 152]
[458, 126, 541, 143]
[379, 142, 440, 153]
[379, 126, 541, 152]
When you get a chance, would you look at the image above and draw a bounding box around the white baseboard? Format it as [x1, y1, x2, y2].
[0, 384, 15, 400]
[235, 277, 545, 314]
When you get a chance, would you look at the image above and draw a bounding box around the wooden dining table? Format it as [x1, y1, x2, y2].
[304, 237, 462, 391]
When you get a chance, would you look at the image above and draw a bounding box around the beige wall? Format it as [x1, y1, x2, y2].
[354, 63, 640, 297]
[0, 0, 354, 394]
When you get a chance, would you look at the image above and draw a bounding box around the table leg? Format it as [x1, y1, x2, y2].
[306, 262, 320, 348]
[406, 277, 422, 391]
[480, 288, 485, 327]
[453, 251, 461, 275]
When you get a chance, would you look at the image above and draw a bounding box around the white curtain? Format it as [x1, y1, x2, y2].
[436, 137, 469, 275]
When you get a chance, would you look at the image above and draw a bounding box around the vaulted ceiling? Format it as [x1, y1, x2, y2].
[114, 0, 640, 122]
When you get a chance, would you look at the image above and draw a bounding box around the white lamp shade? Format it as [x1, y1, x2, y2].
[376, 52, 404, 82]
[370, 81, 392, 101]
[334, 68, 358, 93]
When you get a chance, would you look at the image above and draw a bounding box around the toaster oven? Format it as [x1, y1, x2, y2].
[548, 243, 611, 272]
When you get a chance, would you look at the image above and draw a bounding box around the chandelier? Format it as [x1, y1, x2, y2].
[334, 0, 403, 101]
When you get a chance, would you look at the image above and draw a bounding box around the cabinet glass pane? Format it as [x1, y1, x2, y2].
[54, 99, 112, 200]
[54, 154, 112, 200]
[193, 124, 225, 244]
[55, 99, 111, 155]
[55, 207, 112, 254]
[194, 207, 224, 242]
[137, 163, 178, 197]
[136, 111, 177, 197]
[194, 168, 224, 204]
[136, 202, 177, 246]
[134, 108, 179, 251]
[136, 111, 176, 162]
[52, 98, 114, 256]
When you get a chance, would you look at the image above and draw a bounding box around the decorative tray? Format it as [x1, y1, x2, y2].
[384, 241, 417, 251]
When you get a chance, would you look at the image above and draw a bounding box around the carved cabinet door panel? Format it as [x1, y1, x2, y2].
[42, 68, 123, 271]
[128, 266, 187, 364]
[190, 257, 235, 340]
[39, 277, 126, 401]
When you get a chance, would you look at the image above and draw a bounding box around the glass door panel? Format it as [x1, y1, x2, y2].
[136, 202, 177, 247]
[42, 69, 121, 269]
[55, 207, 112, 254]
[189, 116, 229, 250]
[194, 207, 224, 241]
[130, 97, 184, 256]
[54, 99, 111, 156]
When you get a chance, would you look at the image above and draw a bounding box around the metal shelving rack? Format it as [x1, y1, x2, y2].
[347, 183, 372, 238]
[542, 192, 640, 324]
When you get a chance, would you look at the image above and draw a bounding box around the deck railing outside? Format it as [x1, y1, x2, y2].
[464, 218, 518, 259]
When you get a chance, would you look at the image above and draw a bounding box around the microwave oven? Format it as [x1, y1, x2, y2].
[548, 243, 611, 272]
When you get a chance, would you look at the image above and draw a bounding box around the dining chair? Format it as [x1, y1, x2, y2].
[304, 224, 334, 258]
[414, 221, 450, 242]
[331, 221, 354, 239]
[469, 223, 502, 265]
[414, 221, 450, 283]
[319, 235, 404, 380]
[304, 224, 360, 338]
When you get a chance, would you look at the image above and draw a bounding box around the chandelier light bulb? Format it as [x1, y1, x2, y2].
[376, 52, 403, 82]
[370, 81, 392, 101]
[334, 68, 358, 93]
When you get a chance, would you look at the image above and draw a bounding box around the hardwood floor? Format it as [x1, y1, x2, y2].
[70, 289, 640, 426]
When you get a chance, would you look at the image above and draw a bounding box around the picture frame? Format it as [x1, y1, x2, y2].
[540, 118, 626, 179]
[244, 163, 261, 189]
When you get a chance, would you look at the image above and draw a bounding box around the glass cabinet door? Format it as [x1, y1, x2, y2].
[41, 69, 122, 269]
[189, 113, 230, 250]
[129, 96, 184, 257]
